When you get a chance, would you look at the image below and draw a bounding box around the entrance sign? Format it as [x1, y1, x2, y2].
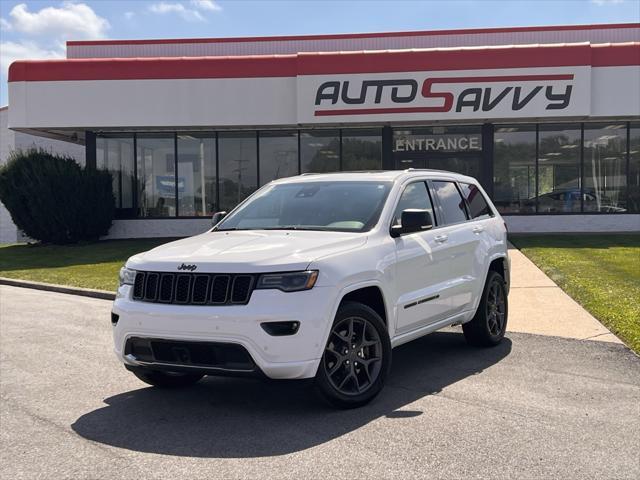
[394, 134, 482, 152]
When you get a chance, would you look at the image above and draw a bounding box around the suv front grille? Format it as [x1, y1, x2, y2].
[132, 271, 255, 306]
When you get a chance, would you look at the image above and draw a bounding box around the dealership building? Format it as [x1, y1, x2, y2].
[7, 23, 640, 238]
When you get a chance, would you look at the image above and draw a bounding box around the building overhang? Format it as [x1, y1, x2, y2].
[8, 42, 640, 140]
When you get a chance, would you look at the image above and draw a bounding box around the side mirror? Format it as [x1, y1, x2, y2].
[390, 209, 433, 237]
[211, 211, 228, 227]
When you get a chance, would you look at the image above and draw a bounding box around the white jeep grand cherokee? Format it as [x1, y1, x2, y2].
[113, 170, 509, 408]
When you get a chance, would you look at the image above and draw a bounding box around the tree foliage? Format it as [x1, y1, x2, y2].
[0, 149, 115, 244]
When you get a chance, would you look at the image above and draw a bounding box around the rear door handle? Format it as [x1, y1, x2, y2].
[434, 234, 448, 243]
[472, 225, 485, 234]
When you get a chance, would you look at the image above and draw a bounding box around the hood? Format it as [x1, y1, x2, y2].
[126, 230, 367, 273]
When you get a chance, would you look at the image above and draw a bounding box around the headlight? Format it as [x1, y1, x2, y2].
[119, 267, 137, 286]
[256, 270, 318, 292]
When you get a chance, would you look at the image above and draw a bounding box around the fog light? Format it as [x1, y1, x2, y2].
[261, 321, 300, 336]
[111, 312, 119, 326]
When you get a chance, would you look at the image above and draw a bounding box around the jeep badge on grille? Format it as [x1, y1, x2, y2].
[177, 263, 197, 271]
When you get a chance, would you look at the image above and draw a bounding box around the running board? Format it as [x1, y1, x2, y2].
[391, 312, 470, 348]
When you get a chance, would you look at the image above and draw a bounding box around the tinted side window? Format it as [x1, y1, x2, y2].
[460, 182, 493, 219]
[392, 182, 434, 226]
[432, 181, 468, 225]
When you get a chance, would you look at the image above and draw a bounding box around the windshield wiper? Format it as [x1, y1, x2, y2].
[260, 226, 323, 231]
[216, 226, 333, 232]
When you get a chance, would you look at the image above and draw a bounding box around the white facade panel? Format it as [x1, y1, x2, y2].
[66, 26, 640, 59]
[9, 77, 297, 130]
[0, 108, 17, 244]
[10, 65, 638, 132]
[505, 215, 640, 233]
[590, 66, 640, 117]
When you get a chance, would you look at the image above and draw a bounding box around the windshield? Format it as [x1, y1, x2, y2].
[216, 181, 392, 232]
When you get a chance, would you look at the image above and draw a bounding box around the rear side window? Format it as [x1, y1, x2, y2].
[432, 181, 468, 225]
[392, 182, 435, 227]
[460, 182, 493, 219]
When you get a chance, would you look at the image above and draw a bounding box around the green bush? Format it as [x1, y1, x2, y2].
[0, 149, 115, 244]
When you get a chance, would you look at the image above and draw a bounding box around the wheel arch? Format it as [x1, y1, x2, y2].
[312, 281, 391, 378]
[469, 254, 509, 319]
[340, 285, 388, 327]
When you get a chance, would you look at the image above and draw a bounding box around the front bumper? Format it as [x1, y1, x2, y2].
[112, 284, 339, 379]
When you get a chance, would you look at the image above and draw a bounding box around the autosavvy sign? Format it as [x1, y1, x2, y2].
[297, 67, 591, 123]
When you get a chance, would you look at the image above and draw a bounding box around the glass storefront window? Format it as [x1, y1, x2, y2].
[584, 123, 627, 213]
[342, 128, 382, 171]
[537, 124, 581, 213]
[218, 132, 258, 211]
[177, 134, 217, 216]
[136, 135, 176, 217]
[630, 123, 640, 213]
[429, 156, 483, 183]
[493, 125, 536, 213]
[95, 124, 637, 218]
[259, 131, 299, 185]
[300, 130, 340, 173]
[96, 136, 134, 210]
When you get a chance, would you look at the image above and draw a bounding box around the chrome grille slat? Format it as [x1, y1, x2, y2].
[130, 272, 255, 306]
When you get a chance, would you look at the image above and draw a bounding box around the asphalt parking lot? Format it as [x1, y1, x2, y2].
[1, 284, 639, 479]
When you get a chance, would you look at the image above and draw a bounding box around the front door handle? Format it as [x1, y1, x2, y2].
[472, 225, 485, 234]
[434, 234, 448, 243]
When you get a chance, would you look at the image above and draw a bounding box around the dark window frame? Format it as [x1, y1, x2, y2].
[389, 180, 438, 231]
[430, 179, 470, 226]
[459, 181, 494, 220]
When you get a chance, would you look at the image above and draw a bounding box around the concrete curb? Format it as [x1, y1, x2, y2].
[0, 277, 115, 301]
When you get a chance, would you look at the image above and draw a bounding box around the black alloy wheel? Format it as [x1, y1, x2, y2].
[462, 270, 508, 347]
[315, 301, 391, 408]
[324, 315, 383, 395]
[486, 279, 507, 336]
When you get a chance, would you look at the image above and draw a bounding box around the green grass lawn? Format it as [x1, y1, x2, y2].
[0, 239, 174, 292]
[510, 234, 640, 353]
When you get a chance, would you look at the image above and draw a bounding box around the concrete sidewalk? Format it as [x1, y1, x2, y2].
[507, 245, 621, 344]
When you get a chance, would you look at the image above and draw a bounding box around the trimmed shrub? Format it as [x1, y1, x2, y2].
[0, 149, 115, 244]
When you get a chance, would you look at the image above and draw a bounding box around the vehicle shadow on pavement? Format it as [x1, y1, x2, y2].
[72, 331, 512, 458]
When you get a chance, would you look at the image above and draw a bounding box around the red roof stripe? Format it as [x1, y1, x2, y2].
[296, 45, 593, 75]
[8, 44, 640, 83]
[8, 56, 299, 82]
[591, 42, 640, 66]
[66, 23, 640, 46]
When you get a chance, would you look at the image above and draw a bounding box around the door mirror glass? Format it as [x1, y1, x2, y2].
[391, 209, 433, 237]
[211, 211, 228, 227]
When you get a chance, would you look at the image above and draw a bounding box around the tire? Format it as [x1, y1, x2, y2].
[463, 270, 508, 347]
[315, 301, 391, 409]
[129, 367, 204, 388]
